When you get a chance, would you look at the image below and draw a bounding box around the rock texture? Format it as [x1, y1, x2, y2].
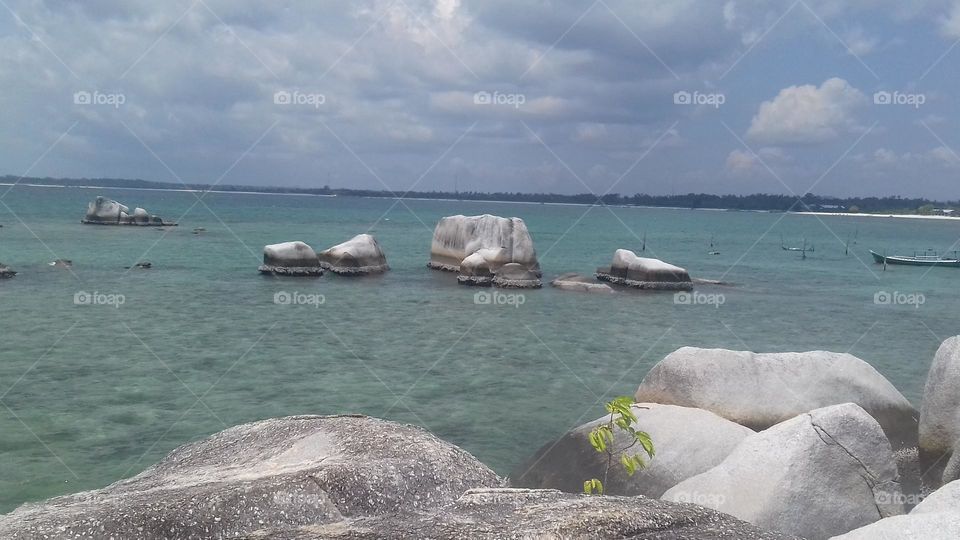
[550, 272, 613, 293]
[492, 262, 542, 289]
[427, 215, 540, 276]
[596, 249, 693, 290]
[0, 263, 15, 278]
[663, 403, 904, 540]
[919, 336, 960, 486]
[247, 488, 799, 540]
[832, 480, 960, 539]
[456, 249, 498, 286]
[511, 403, 754, 498]
[259, 241, 324, 276]
[635, 347, 919, 450]
[318, 234, 389, 275]
[0, 415, 502, 539]
[82, 196, 174, 226]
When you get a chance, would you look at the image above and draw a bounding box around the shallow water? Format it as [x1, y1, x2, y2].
[0, 185, 957, 511]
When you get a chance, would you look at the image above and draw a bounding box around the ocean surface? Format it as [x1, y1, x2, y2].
[1, 185, 958, 512]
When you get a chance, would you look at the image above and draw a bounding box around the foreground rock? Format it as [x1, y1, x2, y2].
[248, 488, 798, 540]
[492, 262, 541, 288]
[636, 347, 919, 450]
[0, 263, 15, 278]
[318, 234, 389, 275]
[512, 403, 754, 498]
[663, 403, 904, 540]
[456, 249, 497, 286]
[0, 415, 502, 539]
[427, 215, 540, 277]
[82, 196, 175, 226]
[259, 241, 324, 276]
[596, 249, 693, 290]
[551, 272, 613, 293]
[919, 336, 960, 486]
[832, 480, 960, 539]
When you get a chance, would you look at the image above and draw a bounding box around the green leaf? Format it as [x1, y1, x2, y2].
[636, 431, 655, 458]
[583, 478, 603, 495]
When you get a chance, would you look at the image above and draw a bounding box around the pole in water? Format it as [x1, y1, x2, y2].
[642, 232, 646, 252]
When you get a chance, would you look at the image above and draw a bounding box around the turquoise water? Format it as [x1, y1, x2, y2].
[0, 185, 958, 512]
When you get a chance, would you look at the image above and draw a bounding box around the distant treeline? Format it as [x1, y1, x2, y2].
[4, 175, 958, 215]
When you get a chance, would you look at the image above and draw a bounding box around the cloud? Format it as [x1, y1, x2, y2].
[747, 78, 866, 145]
[941, 1, 960, 38]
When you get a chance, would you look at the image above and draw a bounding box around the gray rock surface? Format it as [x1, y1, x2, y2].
[832, 481, 960, 538]
[317, 234, 389, 275]
[492, 262, 542, 288]
[456, 249, 497, 285]
[663, 403, 905, 540]
[512, 403, 754, 498]
[82, 196, 173, 226]
[919, 336, 960, 486]
[247, 488, 799, 540]
[942, 441, 960, 484]
[636, 347, 919, 450]
[551, 272, 613, 293]
[427, 214, 540, 274]
[0, 263, 15, 278]
[259, 241, 324, 276]
[596, 249, 693, 290]
[0, 415, 502, 539]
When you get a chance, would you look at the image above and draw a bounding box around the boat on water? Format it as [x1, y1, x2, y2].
[781, 234, 814, 253]
[870, 250, 960, 267]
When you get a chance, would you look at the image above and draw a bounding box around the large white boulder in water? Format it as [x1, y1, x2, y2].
[595, 249, 692, 290]
[317, 234, 389, 275]
[635, 347, 919, 451]
[492, 262, 542, 289]
[511, 403, 754, 497]
[551, 273, 613, 293]
[427, 214, 540, 275]
[662, 403, 905, 540]
[258, 241, 323, 276]
[920, 336, 960, 486]
[0, 415, 503, 539]
[82, 196, 172, 226]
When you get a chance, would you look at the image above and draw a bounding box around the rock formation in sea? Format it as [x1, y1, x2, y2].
[0, 263, 15, 278]
[82, 196, 176, 226]
[920, 336, 960, 487]
[317, 234, 389, 275]
[258, 241, 323, 276]
[662, 403, 904, 540]
[427, 215, 540, 282]
[595, 249, 693, 290]
[550, 272, 613, 293]
[491, 262, 542, 288]
[511, 402, 753, 498]
[0, 415, 502, 539]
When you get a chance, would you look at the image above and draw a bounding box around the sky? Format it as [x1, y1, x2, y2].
[1, 0, 960, 198]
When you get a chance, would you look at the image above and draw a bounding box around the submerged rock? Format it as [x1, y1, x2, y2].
[635, 347, 919, 451]
[82, 196, 175, 226]
[512, 403, 753, 498]
[0, 263, 15, 278]
[596, 249, 692, 290]
[492, 262, 541, 288]
[318, 234, 389, 275]
[551, 272, 613, 293]
[919, 336, 960, 486]
[259, 241, 323, 276]
[48, 259, 72, 268]
[125, 261, 152, 270]
[427, 214, 540, 276]
[663, 403, 905, 540]
[248, 488, 797, 540]
[0, 415, 502, 539]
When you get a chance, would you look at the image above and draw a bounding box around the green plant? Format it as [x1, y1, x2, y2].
[583, 396, 654, 495]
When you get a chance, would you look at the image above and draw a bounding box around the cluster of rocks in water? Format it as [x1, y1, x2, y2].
[258, 234, 390, 277]
[9, 340, 960, 538]
[82, 196, 176, 226]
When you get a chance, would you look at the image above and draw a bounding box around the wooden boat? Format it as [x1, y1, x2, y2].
[870, 250, 960, 267]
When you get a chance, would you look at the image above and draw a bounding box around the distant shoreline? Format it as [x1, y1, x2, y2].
[792, 211, 960, 221]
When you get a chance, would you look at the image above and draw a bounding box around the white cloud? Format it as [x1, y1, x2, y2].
[747, 78, 866, 144]
[941, 1, 960, 39]
[725, 146, 789, 174]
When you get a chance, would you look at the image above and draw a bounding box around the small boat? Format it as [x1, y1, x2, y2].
[781, 234, 814, 252]
[870, 250, 960, 267]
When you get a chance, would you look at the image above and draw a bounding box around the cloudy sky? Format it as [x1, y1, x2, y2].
[2, 0, 960, 197]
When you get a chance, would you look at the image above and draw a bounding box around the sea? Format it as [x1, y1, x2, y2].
[0, 184, 957, 512]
